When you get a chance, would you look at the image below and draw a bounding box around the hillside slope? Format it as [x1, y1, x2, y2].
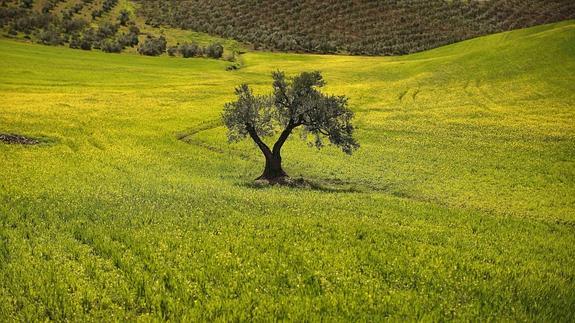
[138, 0, 575, 55]
[0, 21, 574, 320]
[0, 0, 244, 56]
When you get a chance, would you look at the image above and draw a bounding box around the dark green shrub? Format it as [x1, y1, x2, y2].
[118, 32, 138, 47]
[91, 9, 102, 19]
[69, 35, 81, 49]
[137, 35, 166, 56]
[20, 0, 33, 9]
[118, 9, 130, 26]
[167, 45, 178, 56]
[7, 27, 17, 36]
[61, 18, 87, 34]
[12, 13, 54, 33]
[80, 37, 92, 50]
[97, 21, 117, 39]
[101, 39, 123, 53]
[37, 27, 62, 45]
[80, 28, 96, 49]
[102, 0, 118, 12]
[179, 42, 201, 58]
[205, 43, 223, 59]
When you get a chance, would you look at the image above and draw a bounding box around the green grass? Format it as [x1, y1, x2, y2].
[0, 21, 574, 320]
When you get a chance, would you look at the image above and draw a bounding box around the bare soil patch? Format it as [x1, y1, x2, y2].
[0, 133, 40, 145]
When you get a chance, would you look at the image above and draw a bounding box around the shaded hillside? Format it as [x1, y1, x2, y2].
[138, 0, 575, 55]
[0, 0, 241, 57]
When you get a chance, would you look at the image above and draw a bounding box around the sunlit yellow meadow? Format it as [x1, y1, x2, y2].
[1, 21, 574, 320]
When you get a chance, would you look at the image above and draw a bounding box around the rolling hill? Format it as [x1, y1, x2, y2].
[0, 16, 574, 322]
[138, 0, 575, 55]
[0, 0, 244, 56]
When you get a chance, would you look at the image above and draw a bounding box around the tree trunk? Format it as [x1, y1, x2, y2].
[257, 152, 287, 181]
[246, 122, 297, 183]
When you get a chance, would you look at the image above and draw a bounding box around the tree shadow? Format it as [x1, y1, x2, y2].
[236, 177, 366, 193]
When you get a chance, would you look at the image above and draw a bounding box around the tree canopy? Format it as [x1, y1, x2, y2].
[222, 71, 359, 182]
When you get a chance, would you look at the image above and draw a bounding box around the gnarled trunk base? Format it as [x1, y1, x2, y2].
[256, 155, 288, 183]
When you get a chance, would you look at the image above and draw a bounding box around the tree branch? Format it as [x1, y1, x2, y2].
[317, 129, 330, 136]
[246, 123, 272, 158]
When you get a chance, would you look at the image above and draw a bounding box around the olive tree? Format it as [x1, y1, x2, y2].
[222, 71, 359, 182]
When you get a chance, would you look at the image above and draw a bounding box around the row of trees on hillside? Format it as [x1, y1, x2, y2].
[1, 0, 127, 50]
[0, 0, 226, 58]
[167, 42, 224, 58]
[138, 0, 575, 55]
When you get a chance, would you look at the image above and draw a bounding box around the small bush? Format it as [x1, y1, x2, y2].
[37, 27, 62, 45]
[61, 18, 87, 34]
[97, 22, 118, 39]
[69, 35, 82, 49]
[80, 38, 92, 50]
[102, 0, 118, 12]
[20, 0, 34, 9]
[101, 39, 123, 53]
[7, 27, 18, 36]
[118, 9, 130, 26]
[119, 32, 138, 47]
[167, 45, 178, 56]
[91, 9, 102, 19]
[179, 42, 202, 58]
[137, 35, 166, 56]
[205, 43, 224, 59]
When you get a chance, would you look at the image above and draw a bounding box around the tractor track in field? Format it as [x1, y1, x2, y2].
[176, 119, 223, 141]
[177, 119, 254, 161]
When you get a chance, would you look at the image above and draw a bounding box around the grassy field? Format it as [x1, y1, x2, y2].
[1, 21, 574, 320]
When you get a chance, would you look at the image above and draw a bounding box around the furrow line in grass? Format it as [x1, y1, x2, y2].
[176, 119, 223, 141]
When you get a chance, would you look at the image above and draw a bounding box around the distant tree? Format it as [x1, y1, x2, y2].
[41, 0, 56, 13]
[137, 35, 166, 56]
[37, 27, 62, 45]
[222, 71, 359, 182]
[167, 45, 178, 56]
[100, 39, 123, 52]
[79, 37, 92, 50]
[179, 42, 201, 58]
[97, 21, 118, 39]
[91, 9, 102, 19]
[102, 0, 118, 12]
[20, 0, 33, 9]
[118, 9, 130, 26]
[61, 18, 87, 34]
[71, 3, 83, 14]
[118, 31, 138, 47]
[69, 34, 81, 48]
